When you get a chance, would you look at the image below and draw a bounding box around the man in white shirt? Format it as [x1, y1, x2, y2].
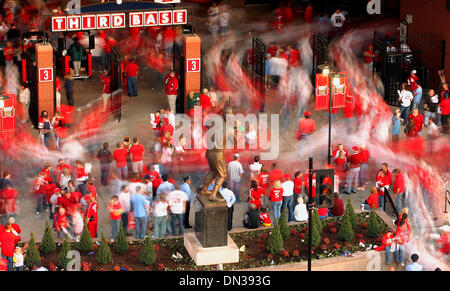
[405, 254, 423, 271]
[249, 156, 263, 180]
[167, 186, 188, 236]
[219, 181, 236, 231]
[227, 154, 244, 203]
[330, 8, 345, 36]
[294, 197, 308, 222]
[118, 185, 131, 235]
[281, 174, 295, 222]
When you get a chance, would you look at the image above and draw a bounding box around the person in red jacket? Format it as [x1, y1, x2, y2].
[329, 192, 344, 217]
[440, 94, 450, 133]
[304, 4, 313, 24]
[57, 190, 73, 215]
[85, 195, 99, 238]
[113, 142, 129, 179]
[269, 163, 283, 185]
[333, 151, 347, 193]
[54, 207, 70, 239]
[394, 211, 411, 267]
[260, 207, 272, 227]
[293, 171, 304, 208]
[3, 41, 15, 67]
[125, 58, 139, 97]
[129, 137, 145, 176]
[34, 171, 48, 215]
[331, 143, 349, 160]
[376, 163, 392, 210]
[297, 111, 316, 156]
[268, 180, 283, 222]
[164, 68, 179, 114]
[344, 146, 361, 194]
[0, 223, 21, 271]
[362, 186, 379, 210]
[392, 169, 405, 214]
[199, 88, 213, 112]
[249, 180, 265, 210]
[100, 71, 111, 112]
[407, 108, 424, 136]
[375, 231, 394, 265]
[358, 144, 370, 190]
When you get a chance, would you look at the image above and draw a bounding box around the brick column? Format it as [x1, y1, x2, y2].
[36, 43, 55, 118]
[183, 34, 201, 112]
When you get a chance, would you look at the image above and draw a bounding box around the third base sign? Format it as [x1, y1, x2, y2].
[39, 68, 54, 83]
[186, 58, 201, 73]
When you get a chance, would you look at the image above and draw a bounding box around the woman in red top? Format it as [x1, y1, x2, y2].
[249, 180, 265, 210]
[293, 171, 303, 208]
[394, 210, 411, 266]
[54, 207, 69, 239]
[333, 151, 347, 192]
[113, 142, 129, 179]
[257, 166, 270, 192]
[108, 196, 123, 242]
[268, 180, 283, 222]
[362, 186, 379, 210]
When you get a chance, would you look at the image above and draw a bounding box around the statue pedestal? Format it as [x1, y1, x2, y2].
[194, 193, 228, 247]
[183, 193, 239, 266]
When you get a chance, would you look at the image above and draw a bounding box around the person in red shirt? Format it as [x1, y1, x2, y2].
[125, 58, 139, 97]
[249, 180, 265, 210]
[259, 207, 272, 227]
[440, 94, 450, 133]
[108, 195, 123, 242]
[53, 159, 71, 187]
[407, 70, 419, 92]
[362, 186, 379, 210]
[331, 143, 349, 160]
[407, 108, 424, 136]
[129, 137, 145, 176]
[100, 71, 111, 112]
[343, 95, 355, 134]
[333, 151, 347, 193]
[113, 142, 129, 179]
[164, 68, 179, 114]
[3, 41, 15, 66]
[392, 169, 405, 214]
[344, 146, 361, 194]
[0, 223, 21, 271]
[394, 211, 411, 266]
[363, 45, 375, 73]
[375, 231, 394, 265]
[304, 4, 313, 24]
[57, 190, 73, 215]
[268, 180, 284, 222]
[358, 144, 370, 190]
[293, 171, 304, 208]
[297, 111, 316, 156]
[85, 196, 99, 238]
[199, 88, 213, 112]
[54, 207, 70, 239]
[329, 192, 344, 217]
[269, 163, 283, 185]
[376, 163, 392, 210]
[159, 118, 174, 140]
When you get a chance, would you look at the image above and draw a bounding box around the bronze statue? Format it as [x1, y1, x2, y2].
[200, 97, 235, 201]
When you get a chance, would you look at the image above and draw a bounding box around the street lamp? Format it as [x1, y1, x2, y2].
[318, 63, 345, 165]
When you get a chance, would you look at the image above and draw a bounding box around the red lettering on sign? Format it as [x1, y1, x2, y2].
[159, 11, 172, 25]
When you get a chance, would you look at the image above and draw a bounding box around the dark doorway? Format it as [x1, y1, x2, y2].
[251, 36, 266, 112]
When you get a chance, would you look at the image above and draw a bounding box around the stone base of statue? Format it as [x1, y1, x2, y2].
[184, 193, 239, 266]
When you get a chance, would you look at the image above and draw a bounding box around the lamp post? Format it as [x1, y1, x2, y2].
[318, 64, 345, 165]
[307, 157, 313, 271]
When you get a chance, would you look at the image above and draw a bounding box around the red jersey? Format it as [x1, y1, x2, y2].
[317, 207, 328, 216]
[408, 74, 419, 91]
[113, 148, 128, 168]
[359, 149, 370, 164]
[0, 230, 20, 257]
[348, 153, 362, 168]
[3, 46, 14, 61]
[408, 113, 424, 133]
[129, 144, 145, 162]
[365, 192, 379, 209]
[269, 169, 283, 184]
[268, 188, 283, 202]
[54, 213, 69, 231]
[249, 186, 265, 209]
[257, 172, 270, 191]
[76, 167, 87, 180]
[100, 74, 111, 94]
[125, 62, 139, 77]
[69, 191, 82, 204]
[260, 212, 272, 225]
[164, 74, 179, 95]
[199, 94, 212, 111]
[108, 201, 122, 220]
[332, 149, 349, 159]
[57, 196, 73, 212]
[86, 201, 98, 238]
[393, 173, 405, 194]
[293, 177, 303, 194]
[382, 232, 394, 246]
[440, 98, 450, 115]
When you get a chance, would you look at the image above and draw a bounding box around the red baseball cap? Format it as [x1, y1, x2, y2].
[284, 173, 291, 180]
[304, 111, 311, 117]
[163, 118, 169, 123]
[352, 146, 359, 152]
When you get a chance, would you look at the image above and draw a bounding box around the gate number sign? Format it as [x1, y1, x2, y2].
[186, 58, 200, 73]
[39, 68, 54, 82]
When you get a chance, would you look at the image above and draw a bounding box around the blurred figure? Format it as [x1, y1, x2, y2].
[219, 5, 230, 38]
[330, 8, 345, 37]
